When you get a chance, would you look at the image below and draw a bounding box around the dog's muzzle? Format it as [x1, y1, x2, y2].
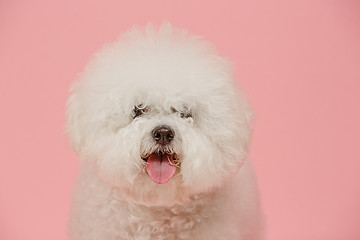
[141, 125, 180, 184]
[152, 125, 174, 145]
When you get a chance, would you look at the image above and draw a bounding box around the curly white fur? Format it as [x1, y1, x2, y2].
[66, 22, 263, 240]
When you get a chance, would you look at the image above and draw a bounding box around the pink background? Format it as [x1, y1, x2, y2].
[1, 0, 359, 239]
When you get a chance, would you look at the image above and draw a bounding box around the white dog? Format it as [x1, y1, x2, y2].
[66, 23, 263, 240]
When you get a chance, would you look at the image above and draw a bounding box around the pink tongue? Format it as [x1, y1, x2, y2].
[146, 153, 176, 184]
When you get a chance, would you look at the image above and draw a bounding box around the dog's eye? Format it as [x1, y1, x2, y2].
[171, 107, 192, 119]
[180, 110, 192, 119]
[133, 105, 147, 119]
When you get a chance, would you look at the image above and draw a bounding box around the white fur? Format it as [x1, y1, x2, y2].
[66, 23, 263, 240]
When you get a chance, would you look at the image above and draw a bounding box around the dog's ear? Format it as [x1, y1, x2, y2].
[65, 83, 84, 155]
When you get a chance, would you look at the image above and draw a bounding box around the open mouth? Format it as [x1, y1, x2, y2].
[142, 152, 180, 184]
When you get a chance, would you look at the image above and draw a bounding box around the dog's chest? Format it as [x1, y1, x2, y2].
[122, 198, 217, 240]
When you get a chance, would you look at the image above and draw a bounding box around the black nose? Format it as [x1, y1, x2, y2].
[152, 126, 175, 145]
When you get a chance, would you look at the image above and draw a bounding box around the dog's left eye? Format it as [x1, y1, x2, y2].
[133, 105, 147, 119]
[180, 110, 192, 119]
[171, 107, 192, 119]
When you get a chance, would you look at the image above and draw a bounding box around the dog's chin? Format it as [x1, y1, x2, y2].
[111, 147, 187, 206]
[120, 171, 189, 207]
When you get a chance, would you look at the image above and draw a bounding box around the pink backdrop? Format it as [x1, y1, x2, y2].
[1, 0, 359, 239]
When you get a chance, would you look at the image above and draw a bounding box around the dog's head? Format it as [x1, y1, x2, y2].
[66, 23, 252, 206]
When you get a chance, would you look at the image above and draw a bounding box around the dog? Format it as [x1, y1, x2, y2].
[66, 23, 263, 240]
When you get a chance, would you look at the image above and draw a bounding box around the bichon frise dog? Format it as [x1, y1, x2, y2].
[66, 23, 263, 240]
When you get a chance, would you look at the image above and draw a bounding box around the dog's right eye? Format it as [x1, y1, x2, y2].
[133, 105, 147, 119]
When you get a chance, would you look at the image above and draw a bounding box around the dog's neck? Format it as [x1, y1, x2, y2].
[114, 187, 226, 238]
[72, 164, 233, 239]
